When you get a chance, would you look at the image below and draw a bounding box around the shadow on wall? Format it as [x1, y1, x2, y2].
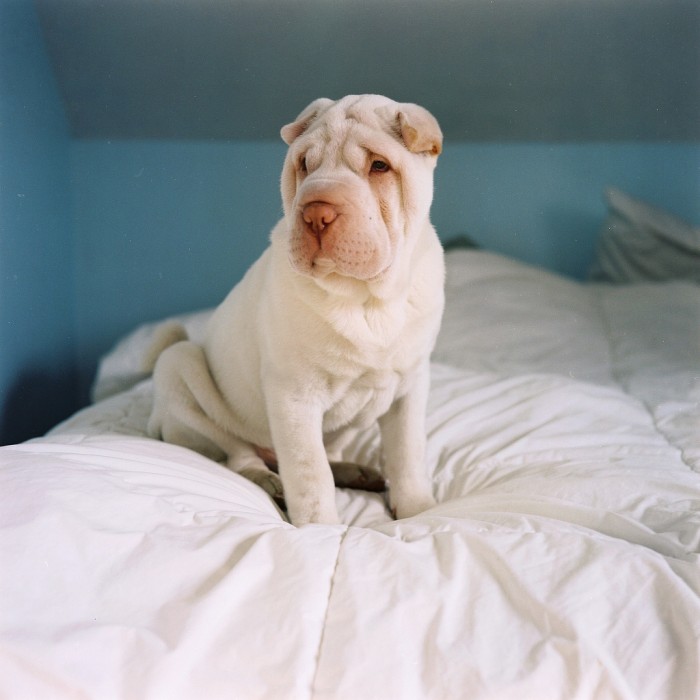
[0, 367, 81, 445]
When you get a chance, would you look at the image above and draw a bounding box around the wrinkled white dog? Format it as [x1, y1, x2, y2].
[147, 94, 445, 526]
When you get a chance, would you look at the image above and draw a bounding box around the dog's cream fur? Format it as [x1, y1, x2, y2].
[147, 95, 445, 525]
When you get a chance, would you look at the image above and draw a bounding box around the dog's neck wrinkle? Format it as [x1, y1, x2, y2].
[295, 274, 409, 350]
[333, 298, 407, 352]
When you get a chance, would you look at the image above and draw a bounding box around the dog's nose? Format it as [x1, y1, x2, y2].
[302, 202, 338, 236]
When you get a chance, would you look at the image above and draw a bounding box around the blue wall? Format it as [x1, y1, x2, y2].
[435, 142, 700, 277]
[0, 0, 78, 444]
[70, 140, 284, 398]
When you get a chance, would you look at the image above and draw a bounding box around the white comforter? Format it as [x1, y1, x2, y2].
[2, 250, 699, 700]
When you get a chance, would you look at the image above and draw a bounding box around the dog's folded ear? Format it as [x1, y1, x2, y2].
[383, 103, 442, 157]
[398, 104, 443, 156]
[281, 98, 335, 145]
[399, 107, 442, 156]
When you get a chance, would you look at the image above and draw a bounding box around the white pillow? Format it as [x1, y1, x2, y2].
[589, 188, 700, 283]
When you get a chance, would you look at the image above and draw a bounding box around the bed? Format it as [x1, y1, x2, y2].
[2, 189, 699, 699]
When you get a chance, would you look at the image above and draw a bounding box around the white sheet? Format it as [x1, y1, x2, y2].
[2, 250, 699, 699]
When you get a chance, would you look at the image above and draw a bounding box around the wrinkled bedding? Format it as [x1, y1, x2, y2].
[1, 250, 699, 700]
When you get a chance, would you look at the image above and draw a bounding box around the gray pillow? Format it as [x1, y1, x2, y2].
[589, 188, 700, 283]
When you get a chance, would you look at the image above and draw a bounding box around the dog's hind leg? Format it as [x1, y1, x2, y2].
[148, 340, 286, 511]
[328, 462, 386, 493]
[227, 442, 286, 512]
[324, 429, 386, 493]
[148, 340, 236, 460]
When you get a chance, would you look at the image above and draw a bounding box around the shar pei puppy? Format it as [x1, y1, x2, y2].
[147, 94, 445, 526]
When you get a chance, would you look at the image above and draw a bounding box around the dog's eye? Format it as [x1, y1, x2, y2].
[370, 160, 390, 173]
[299, 157, 308, 173]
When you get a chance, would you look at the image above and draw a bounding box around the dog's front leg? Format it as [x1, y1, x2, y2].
[265, 389, 339, 526]
[379, 363, 437, 519]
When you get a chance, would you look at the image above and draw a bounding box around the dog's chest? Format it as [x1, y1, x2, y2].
[317, 297, 433, 431]
[322, 366, 404, 432]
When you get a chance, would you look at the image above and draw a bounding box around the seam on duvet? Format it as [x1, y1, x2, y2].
[591, 285, 697, 473]
[309, 525, 349, 700]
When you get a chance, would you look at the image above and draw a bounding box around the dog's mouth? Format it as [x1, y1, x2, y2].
[287, 218, 394, 282]
[309, 254, 393, 283]
[311, 255, 337, 275]
[305, 257, 393, 287]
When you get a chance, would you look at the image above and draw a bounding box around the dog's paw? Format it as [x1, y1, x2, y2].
[390, 488, 437, 520]
[288, 499, 341, 527]
[239, 467, 286, 510]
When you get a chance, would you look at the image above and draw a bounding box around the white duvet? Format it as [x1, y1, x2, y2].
[1, 250, 699, 700]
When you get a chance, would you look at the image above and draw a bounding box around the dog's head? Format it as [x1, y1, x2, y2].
[278, 95, 442, 287]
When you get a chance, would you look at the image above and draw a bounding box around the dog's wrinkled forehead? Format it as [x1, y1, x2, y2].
[283, 96, 395, 148]
[281, 94, 442, 158]
[331, 95, 397, 133]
